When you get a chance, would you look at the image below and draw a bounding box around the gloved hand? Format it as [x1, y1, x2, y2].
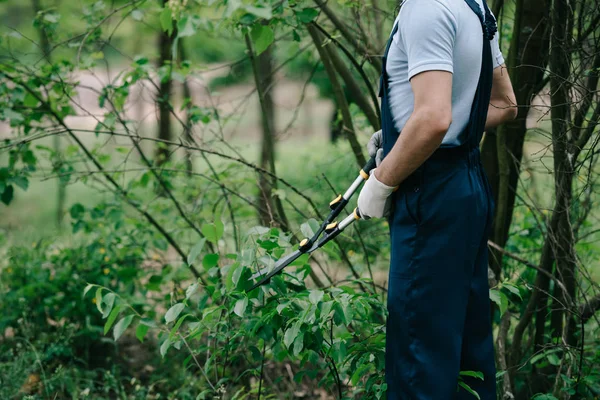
[367, 130, 384, 167]
[357, 169, 396, 219]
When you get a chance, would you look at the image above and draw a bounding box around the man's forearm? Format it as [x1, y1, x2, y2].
[485, 102, 518, 129]
[375, 111, 448, 187]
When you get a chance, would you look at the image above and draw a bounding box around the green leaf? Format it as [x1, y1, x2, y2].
[547, 353, 561, 366]
[284, 321, 300, 348]
[113, 315, 135, 341]
[502, 283, 522, 300]
[95, 288, 104, 314]
[215, 218, 224, 241]
[244, 5, 272, 19]
[1, 185, 14, 205]
[169, 314, 191, 339]
[296, 8, 319, 23]
[70, 203, 85, 219]
[351, 364, 372, 385]
[23, 92, 39, 108]
[12, 176, 28, 191]
[165, 303, 185, 323]
[233, 297, 248, 317]
[160, 336, 172, 357]
[83, 284, 94, 297]
[226, 262, 241, 291]
[4, 109, 23, 124]
[320, 301, 334, 320]
[177, 16, 197, 38]
[202, 253, 219, 270]
[459, 371, 484, 380]
[135, 323, 149, 343]
[246, 226, 269, 236]
[43, 13, 60, 23]
[131, 9, 143, 21]
[104, 305, 122, 335]
[160, 7, 173, 35]
[293, 331, 304, 356]
[202, 223, 223, 243]
[186, 283, 199, 300]
[331, 340, 346, 364]
[309, 290, 324, 305]
[272, 188, 286, 201]
[529, 352, 547, 365]
[458, 381, 480, 400]
[101, 292, 116, 318]
[250, 24, 274, 56]
[290, 253, 310, 266]
[140, 318, 159, 328]
[300, 218, 320, 238]
[489, 289, 508, 315]
[187, 238, 206, 266]
[276, 302, 289, 314]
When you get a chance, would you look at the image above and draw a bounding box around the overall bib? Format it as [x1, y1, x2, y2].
[380, 1, 497, 399]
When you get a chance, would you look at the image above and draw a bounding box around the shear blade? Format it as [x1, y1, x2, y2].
[248, 242, 319, 289]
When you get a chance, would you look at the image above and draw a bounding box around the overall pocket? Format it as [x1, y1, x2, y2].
[402, 167, 423, 226]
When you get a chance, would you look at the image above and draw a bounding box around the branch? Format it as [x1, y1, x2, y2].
[496, 312, 515, 400]
[307, 24, 366, 166]
[572, 51, 600, 156]
[2, 71, 205, 282]
[579, 293, 600, 324]
[313, 0, 382, 72]
[76, 0, 146, 65]
[487, 240, 569, 296]
[310, 22, 380, 130]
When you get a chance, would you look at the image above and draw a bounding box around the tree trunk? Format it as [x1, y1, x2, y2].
[244, 32, 289, 229]
[545, 0, 577, 354]
[484, 0, 551, 278]
[155, 0, 175, 166]
[512, 1, 579, 395]
[257, 43, 277, 226]
[179, 40, 193, 175]
[31, 0, 66, 227]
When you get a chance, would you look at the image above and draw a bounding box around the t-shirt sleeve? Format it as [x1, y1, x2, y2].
[397, 0, 457, 80]
[489, 18, 505, 68]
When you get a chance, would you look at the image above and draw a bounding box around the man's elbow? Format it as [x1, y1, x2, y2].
[414, 109, 452, 139]
[506, 103, 518, 121]
[503, 91, 518, 121]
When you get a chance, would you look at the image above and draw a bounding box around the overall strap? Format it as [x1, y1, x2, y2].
[463, 0, 497, 40]
[462, 0, 496, 150]
[379, 22, 401, 157]
[379, 22, 399, 98]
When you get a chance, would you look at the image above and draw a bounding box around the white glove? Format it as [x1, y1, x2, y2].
[357, 169, 396, 219]
[367, 130, 384, 167]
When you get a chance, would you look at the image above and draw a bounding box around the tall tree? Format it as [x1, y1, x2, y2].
[481, 0, 551, 278]
[245, 28, 288, 228]
[31, 0, 66, 227]
[155, 0, 175, 166]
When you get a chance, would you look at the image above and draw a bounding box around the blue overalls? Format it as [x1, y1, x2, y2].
[380, 1, 497, 399]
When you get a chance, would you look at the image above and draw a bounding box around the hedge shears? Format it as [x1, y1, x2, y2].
[246, 157, 377, 292]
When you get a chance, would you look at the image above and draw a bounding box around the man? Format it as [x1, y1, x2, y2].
[357, 0, 517, 398]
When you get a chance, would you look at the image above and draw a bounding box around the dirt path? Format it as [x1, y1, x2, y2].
[0, 65, 334, 145]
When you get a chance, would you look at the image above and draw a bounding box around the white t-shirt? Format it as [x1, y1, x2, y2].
[386, 0, 505, 146]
